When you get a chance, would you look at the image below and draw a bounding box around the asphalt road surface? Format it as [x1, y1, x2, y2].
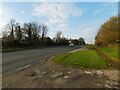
[2, 46, 80, 75]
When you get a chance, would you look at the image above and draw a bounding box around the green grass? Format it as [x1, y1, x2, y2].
[1, 48, 25, 52]
[1, 46, 46, 52]
[86, 45, 92, 48]
[99, 48, 118, 60]
[53, 50, 107, 69]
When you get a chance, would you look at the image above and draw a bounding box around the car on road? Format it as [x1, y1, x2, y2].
[69, 43, 74, 47]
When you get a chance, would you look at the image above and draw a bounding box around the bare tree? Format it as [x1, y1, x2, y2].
[1, 27, 8, 38]
[55, 31, 62, 43]
[2, 31, 8, 38]
[55, 31, 62, 39]
[5, 19, 16, 36]
[31, 22, 41, 39]
[3, 19, 16, 41]
[23, 22, 42, 41]
[41, 24, 48, 39]
[15, 23, 22, 41]
[23, 23, 32, 41]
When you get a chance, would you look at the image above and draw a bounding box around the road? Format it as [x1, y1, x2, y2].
[2, 46, 80, 75]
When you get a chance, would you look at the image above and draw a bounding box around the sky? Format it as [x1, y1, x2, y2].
[0, 1, 118, 44]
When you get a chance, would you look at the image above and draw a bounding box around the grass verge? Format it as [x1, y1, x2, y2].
[99, 48, 118, 60]
[1, 46, 46, 52]
[1, 48, 25, 52]
[95, 47, 120, 68]
[53, 49, 108, 69]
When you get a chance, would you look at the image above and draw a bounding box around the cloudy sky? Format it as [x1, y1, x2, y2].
[0, 1, 118, 43]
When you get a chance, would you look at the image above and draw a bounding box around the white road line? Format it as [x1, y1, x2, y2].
[24, 65, 31, 68]
[17, 64, 31, 71]
[48, 56, 55, 60]
[39, 56, 55, 63]
[17, 56, 55, 71]
[39, 59, 47, 63]
[17, 67, 24, 71]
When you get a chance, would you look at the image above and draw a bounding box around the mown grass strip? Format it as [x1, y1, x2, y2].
[95, 47, 120, 68]
[53, 49, 108, 69]
[99, 48, 118, 60]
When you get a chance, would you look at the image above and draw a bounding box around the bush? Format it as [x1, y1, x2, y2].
[2, 40, 21, 49]
[44, 37, 54, 46]
[57, 39, 69, 45]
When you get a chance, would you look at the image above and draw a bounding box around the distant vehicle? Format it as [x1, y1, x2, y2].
[69, 43, 74, 47]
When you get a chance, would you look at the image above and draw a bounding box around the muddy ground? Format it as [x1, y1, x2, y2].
[2, 59, 120, 88]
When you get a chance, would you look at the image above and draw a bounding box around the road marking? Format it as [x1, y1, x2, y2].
[39, 56, 55, 63]
[17, 64, 31, 71]
[48, 56, 55, 60]
[17, 56, 57, 71]
[39, 59, 47, 63]
[24, 65, 31, 68]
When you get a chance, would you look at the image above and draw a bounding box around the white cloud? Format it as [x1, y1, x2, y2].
[0, 2, 6, 35]
[76, 19, 105, 44]
[32, 3, 82, 24]
[0, 21, 7, 29]
[81, 27, 96, 34]
[0, 2, 3, 19]
[0, 2, 14, 25]
[48, 18, 104, 44]
[0, 2, 13, 37]
[59, 24, 68, 28]
[0, 0, 119, 2]
[21, 10, 26, 14]
[32, 2, 83, 40]
[78, 27, 97, 44]
[0, 5, 2, 15]
[111, 11, 117, 15]
[79, 19, 104, 29]
[0, 21, 7, 37]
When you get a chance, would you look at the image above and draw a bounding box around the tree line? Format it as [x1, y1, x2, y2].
[95, 16, 119, 47]
[2, 19, 53, 48]
[2, 19, 86, 49]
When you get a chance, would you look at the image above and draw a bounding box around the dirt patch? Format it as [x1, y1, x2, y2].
[2, 59, 120, 88]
